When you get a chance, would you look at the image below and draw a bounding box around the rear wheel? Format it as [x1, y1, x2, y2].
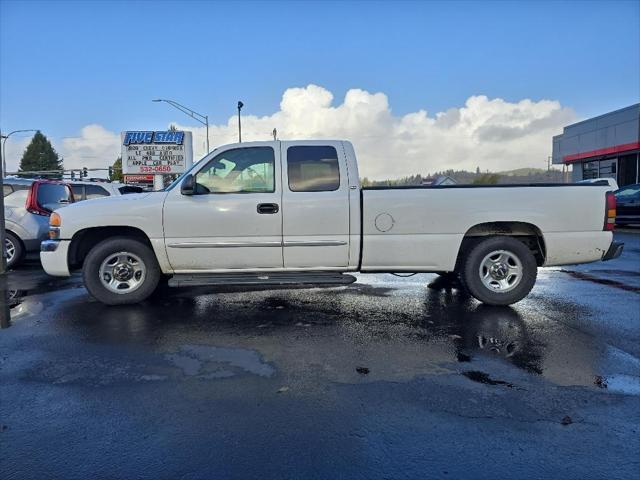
[461, 236, 537, 306]
[83, 237, 160, 305]
[4, 232, 24, 269]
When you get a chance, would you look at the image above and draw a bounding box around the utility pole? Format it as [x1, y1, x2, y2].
[237, 101, 244, 143]
[0, 131, 7, 275]
[0, 139, 8, 323]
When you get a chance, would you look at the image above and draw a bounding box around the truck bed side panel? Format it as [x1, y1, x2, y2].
[361, 185, 611, 271]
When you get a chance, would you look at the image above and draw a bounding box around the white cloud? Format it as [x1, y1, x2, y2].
[175, 84, 576, 178]
[60, 124, 120, 173]
[27, 85, 576, 179]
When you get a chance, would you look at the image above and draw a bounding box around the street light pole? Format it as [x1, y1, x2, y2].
[237, 101, 244, 143]
[152, 99, 210, 154]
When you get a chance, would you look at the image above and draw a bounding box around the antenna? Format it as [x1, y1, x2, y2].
[272, 128, 277, 141]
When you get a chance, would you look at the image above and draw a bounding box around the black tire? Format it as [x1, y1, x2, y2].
[82, 236, 161, 305]
[460, 236, 537, 306]
[5, 231, 24, 269]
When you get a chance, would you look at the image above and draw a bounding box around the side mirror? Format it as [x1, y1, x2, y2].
[181, 174, 195, 195]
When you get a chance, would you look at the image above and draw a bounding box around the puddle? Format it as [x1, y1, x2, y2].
[560, 270, 640, 293]
[462, 370, 515, 388]
[594, 374, 640, 396]
[166, 345, 275, 378]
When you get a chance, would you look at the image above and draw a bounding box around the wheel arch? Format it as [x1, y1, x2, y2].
[4, 228, 25, 249]
[455, 221, 546, 270]
[68, 226, 153, 270]
[4, 229, 25, 265]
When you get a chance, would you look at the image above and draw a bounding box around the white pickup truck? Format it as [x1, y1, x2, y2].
[41, 140, 623, 306]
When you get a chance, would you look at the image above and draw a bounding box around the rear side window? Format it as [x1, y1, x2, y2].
[85, 185, 110, 200]
[287, 146, 340, 192]
[71, 184, 85, 200]
[3, 184, 29, 197]
[37, 183, 73, 211]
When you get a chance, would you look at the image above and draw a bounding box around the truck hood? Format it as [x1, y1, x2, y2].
[58, 191, 168, 239]
[62, 191, 158, 211]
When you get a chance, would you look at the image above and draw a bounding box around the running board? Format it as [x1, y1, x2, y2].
[168, 272, 358, 288]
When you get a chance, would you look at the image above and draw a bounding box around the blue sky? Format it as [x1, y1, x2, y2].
[0, 0, 638, 174]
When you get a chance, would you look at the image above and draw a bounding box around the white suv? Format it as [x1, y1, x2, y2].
[68, 181, 144, 201]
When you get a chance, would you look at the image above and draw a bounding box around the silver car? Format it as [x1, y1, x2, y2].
[3, 178, 74, 268]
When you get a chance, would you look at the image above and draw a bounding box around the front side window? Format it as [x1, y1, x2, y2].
[85, 185, 110, 200]
[195, 147, 275, 193]
[287, 146, 340, 192]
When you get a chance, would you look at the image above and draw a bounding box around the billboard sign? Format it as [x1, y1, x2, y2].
[121, 130, 193, 175]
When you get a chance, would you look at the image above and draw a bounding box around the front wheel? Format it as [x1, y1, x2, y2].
[83, 237, 161, 305]
[461, 237, 537, 306]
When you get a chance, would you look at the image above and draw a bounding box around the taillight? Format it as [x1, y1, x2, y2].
[604, 191, 616, 231]
[25, 182, 49, 216]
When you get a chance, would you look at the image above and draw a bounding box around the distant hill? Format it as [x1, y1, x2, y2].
[362, 167, 568, 187]
[499, 168, 551, 176]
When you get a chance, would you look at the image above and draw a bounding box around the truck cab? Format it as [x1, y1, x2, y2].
[163, 140, 361, 272]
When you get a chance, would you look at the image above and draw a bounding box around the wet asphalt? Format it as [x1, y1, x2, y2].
[1, 232, 639, 479]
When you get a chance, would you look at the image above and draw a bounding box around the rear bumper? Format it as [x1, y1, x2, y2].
[23, 238, 42, 252]
[40, 240, 71, 276]
[602, 241, 624, 261]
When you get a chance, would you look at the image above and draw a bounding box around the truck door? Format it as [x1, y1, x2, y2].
[281, 141, 351, 268]
[163, 142, 283, 271]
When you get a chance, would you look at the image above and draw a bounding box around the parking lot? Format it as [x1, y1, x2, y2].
[1, 231, 639, 479]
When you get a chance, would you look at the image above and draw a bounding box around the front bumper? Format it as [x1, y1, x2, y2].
[40, 240, 71, 276]
[602, 241, 624, 261]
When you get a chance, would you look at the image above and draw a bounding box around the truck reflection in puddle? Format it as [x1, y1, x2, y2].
[422, 292, 544, 375]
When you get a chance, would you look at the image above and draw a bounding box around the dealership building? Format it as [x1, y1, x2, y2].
[552, 103, 639, 187]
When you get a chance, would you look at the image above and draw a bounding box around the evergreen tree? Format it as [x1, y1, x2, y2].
[472, 173, 501, 185]
[18, 131, 63, 177]
[110, 157, 123, 182]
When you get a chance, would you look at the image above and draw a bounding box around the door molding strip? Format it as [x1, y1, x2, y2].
[168, 241, 282, 249]
[167, 240, 347, 249]
[283, 240, 347, 247]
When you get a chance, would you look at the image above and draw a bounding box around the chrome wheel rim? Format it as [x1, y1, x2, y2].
[479, 250, 522, 293]
[5, 238, 16, 264]
[99, 251, 146, 294]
